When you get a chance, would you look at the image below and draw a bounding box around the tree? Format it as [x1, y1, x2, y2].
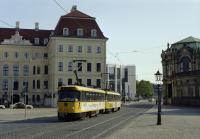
[136, 80, 153, 98]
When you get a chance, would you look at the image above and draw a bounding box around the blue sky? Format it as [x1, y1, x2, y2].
[0, 0, 200, 82]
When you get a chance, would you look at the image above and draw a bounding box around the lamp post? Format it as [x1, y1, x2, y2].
[154, 70, 162, 125]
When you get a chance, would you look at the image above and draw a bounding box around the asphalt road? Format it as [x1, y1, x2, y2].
[0, 103, 153, 139]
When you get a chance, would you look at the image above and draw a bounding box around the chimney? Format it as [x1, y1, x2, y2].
[16, 21, 20, 29]
[71, 5, 77, 12]
[35, 22, 39, 31]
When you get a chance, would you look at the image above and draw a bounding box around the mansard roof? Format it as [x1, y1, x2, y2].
[0, 28, 52, 46]
[62, 9, 94, 19]
[0, 6, 107, 46]
[54, 9, 106, 39]
[174, 36, 200, 44]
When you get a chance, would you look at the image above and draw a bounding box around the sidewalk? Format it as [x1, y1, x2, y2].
[106, 105, 200, 139]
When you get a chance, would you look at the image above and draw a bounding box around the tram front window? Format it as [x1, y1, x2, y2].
[58, 90, 80, 102]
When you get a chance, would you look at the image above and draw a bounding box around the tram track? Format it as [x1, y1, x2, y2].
[0, 103, 153, 139]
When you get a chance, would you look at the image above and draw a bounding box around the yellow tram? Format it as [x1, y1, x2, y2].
[57, 85, 121, 120]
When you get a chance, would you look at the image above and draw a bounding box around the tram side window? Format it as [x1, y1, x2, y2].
[81, 92, 86, 101]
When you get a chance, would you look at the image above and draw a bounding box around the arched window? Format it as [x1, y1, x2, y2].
[180, 57, 191, 72]
[3, 64, 9, 76]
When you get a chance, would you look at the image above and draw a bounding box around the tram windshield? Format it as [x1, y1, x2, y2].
[58, 90, 80, 102]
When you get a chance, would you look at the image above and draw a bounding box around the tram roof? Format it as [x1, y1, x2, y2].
[60, 85, 106, 94]
[106, 91, 121, 96]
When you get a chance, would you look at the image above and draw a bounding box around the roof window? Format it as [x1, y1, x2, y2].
[77, 28, 84, 37]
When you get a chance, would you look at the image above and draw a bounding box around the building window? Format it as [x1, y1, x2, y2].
[68, 45, 73, 52]
[2, 79, 8, 90]
[36, 95, 40, 102]
[44, 80, 48, 89]
[37, 80, 40, 89]
[87, 63, 92, 72]
[3, 64, 9, 76]
[78, 46, 82, 53]
[44, 65, 48, 74]
[43, 53, 48, 59]
[34, 38, 40, 45]
[33, 80, 35, 89]
[58, 78, 63, 87]
[24, 52, 29, 59]
[63, 28, 69, 36]
[180, 57, 191, 72]
[14, 52, 19, 58]
[77, 28, 83, 36]
[44, 38, 48, 45]
[58, 45, 63, 52]
[33, 66, 36, 75]
[58, 62, 63, 71]
[37, 66, 40, 74]
[4, 52, 8, 58]
[97, 47, 101, 53]
[78, 63, 82, 71]
[87, 46, 92, 53]
[87, 79, 92, 86]
[13, 64, 19, 76]
[91, 29, 97, 37]
[13, 80, 19, 90]
[96, 63, 101, 72]
[23, 81, 28, 91]
[96, 79, 101, 88]
[32, 95, 35, 103]
[23, 65, 29, 76]
[68, 62, 73, 71]
[68, 79, 72, 85]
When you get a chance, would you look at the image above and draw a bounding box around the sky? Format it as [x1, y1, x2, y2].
[0, 0, 200, 82]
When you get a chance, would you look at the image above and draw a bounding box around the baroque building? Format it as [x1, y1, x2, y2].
[0, 6, 107, 106]
[161, 36, 200, 106]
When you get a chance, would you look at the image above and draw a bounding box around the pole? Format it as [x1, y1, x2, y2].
[24, 90, 26, 118]
[157, 84, 161, 125]
[51, 73, 54, 108]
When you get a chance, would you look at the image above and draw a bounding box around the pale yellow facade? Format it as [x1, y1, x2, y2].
[0, 32, 107, 106]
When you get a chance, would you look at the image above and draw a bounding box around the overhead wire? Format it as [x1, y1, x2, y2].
[52, 0, 67, 13]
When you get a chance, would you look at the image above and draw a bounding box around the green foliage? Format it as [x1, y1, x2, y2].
[136, 80, 153, 98]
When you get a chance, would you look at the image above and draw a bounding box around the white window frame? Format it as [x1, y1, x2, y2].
[91, 29, 97, 37]
[63, 28, 69, 36]
[58, 62, 63, 71]
[58, 44, 63, 52]
[87, 46, 92, 53]
[44, 38, 48, 45]
[34, 38, 40, 45]
[97, 47, 101, 53]
[78, 46, 82, 53]
[68, 45, 73, 52]
[77, 28, 83, 37]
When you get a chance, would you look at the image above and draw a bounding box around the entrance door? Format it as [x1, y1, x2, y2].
[12, 94, 20, 104]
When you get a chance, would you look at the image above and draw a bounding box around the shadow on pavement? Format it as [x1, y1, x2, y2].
[147, 106, 200, 116]
[2, 116, 81, 124]
[123, 103, 154, 109]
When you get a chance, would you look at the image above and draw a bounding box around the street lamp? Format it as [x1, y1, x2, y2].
[154, 70, 162, 125]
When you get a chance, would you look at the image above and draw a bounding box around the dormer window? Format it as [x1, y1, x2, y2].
[44, 38, 48, 45]
[77, 28, 83, 37]
[91, 29, 97, 37]
[63, 28, 69, 36]
[34, 38, 39, 45]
